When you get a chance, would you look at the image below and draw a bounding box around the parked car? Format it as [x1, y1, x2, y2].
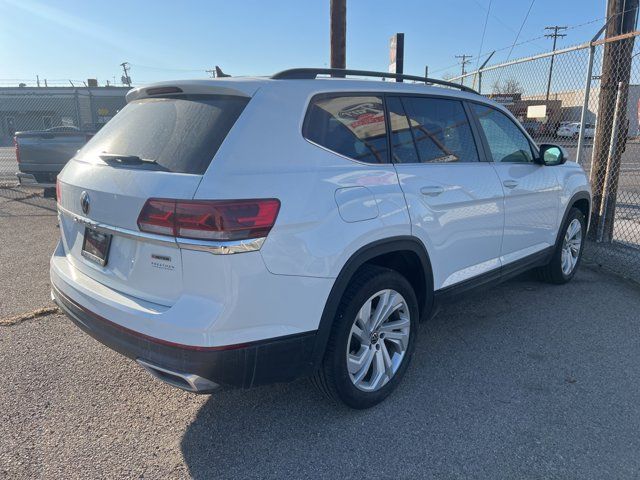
[14, 124, 100, 194]
[556, 122, 595, 138]
[51, 70, 591, 409]
[521, 120, 543, 137]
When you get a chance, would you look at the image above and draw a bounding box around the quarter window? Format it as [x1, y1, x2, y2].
[389, 96, 479, 164]
[303, 95, 389, 163]
[471, 104, 534, 163]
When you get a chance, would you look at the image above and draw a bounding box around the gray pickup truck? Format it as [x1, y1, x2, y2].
[15, 126, 97, 194]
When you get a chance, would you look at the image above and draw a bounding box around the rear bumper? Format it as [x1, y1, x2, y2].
[52, 283, 318, 389]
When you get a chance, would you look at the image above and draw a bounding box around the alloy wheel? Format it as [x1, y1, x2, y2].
[561, 218, 582, 275]
[346, 289, 411, 392]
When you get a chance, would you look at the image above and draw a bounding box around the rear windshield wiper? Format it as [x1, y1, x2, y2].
[99, 153, 158, 165]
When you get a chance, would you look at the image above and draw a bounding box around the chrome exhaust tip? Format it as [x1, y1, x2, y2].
[136, 359, 220, 393]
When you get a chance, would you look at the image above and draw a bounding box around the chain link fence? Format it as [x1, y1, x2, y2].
[0, 86, 129, 184]
[453, 30, 640, 282]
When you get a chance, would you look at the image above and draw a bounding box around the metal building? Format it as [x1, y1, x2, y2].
[0, 86, 130, 145]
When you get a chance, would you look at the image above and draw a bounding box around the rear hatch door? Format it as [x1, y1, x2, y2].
[57, 92, 250, 305]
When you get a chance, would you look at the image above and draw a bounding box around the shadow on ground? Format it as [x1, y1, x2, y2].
[180, 268, 640, 479]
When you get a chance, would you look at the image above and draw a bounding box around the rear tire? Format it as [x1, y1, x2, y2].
[43, 187, 56, 199]
[312, 264, 419, 409]
[536, 207, 586, 284]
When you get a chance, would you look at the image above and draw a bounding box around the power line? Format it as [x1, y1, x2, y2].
[433, 0, 630, 78]
[129, 63, 207, 73]
[504, 0, 537, 64]
[469, 0, 546, 51]
[475, 0, 492, 72]
[489, 0, 536, 92]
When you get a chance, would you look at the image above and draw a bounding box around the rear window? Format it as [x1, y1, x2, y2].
[303, 94, 389, 163]
[78, 94, 249, 174]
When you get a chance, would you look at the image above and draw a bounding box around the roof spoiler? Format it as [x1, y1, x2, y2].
[125, 83, 252, 103]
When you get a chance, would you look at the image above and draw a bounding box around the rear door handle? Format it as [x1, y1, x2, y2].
[502, 180, 519, 189]
[420, 185, 445, 197]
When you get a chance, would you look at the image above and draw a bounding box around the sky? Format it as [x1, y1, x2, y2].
[0, 0, 608, 87]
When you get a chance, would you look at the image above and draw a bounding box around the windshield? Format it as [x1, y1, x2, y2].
[77, 94, 249, 175]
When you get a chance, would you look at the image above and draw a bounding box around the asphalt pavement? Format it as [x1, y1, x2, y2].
[1, 188, 640, 479]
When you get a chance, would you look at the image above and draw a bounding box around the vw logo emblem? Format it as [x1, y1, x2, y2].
[80, 191, 90, 215]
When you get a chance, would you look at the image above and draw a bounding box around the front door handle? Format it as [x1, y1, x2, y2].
[420, 185, 445, 197]
[503, 180, 519, 189]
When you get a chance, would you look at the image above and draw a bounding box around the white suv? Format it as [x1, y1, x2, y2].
[51, 69, 591, 409]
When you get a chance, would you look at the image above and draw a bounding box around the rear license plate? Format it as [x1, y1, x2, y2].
[81, 227, 112, 266]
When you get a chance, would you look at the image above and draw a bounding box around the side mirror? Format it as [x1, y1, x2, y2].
[538, 144, 566, 166]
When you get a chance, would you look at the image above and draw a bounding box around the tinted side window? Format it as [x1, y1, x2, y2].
[471, 104, 534, 163]
[386, 97, 420, 163]
[303, 95, 388, 163]
[394, 96, 479, 163]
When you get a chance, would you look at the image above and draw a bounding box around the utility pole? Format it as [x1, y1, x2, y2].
[425, 65, 429, 78]
[590, 0, 639, 241]
[330, 0, 346, 76]
[455, 54, 472, 84]
[120, 62, 132, 87]
[36, 75, 40, 87]
[544, 26, 567, 100]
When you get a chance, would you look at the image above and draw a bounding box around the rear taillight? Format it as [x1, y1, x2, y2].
[56, 178, 61, 204]
[14, 136, 20, 164]
[137, 198, 280, 241]
[136, 199, 175, 236]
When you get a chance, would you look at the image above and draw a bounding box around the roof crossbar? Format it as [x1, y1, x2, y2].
[271, 68, 479, 94]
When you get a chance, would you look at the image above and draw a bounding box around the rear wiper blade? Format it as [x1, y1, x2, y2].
[99, 153, 158, 165]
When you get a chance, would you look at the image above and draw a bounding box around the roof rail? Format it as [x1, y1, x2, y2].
[271, 68, 479, 94]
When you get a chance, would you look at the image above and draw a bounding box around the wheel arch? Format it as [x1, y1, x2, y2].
[311, 236, 433, 368]
[556, 190, 591, 247]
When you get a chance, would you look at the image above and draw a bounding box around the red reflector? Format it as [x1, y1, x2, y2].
[137, 198, 280, 241]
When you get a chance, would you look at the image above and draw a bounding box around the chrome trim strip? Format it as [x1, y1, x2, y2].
[57, 204, 266, 254]
[58, 204, 176, 247]
[177, 236, 265, 255]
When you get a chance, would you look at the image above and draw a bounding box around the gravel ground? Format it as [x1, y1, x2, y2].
[1, 189, 640, 479]
[0, 186, 58, 318]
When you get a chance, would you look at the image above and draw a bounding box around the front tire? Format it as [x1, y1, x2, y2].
[312, 265, 419, 409]
[536, 207, 586, 284]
